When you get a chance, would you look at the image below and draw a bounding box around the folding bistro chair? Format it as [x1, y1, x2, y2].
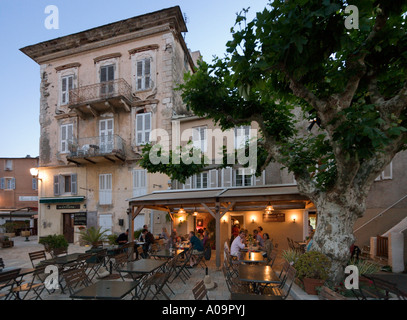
[12, 265, 47, 300]
[63, 267, 91, 297]
[86, 249, 108, 282]
[141, 256, 177, 300]
[0, 257, 4, 269]
[261, 266, 297, 299]
[193, 280, 209, 300]
[29, 250, 47, 268]
[170, 248, 192, 284]
[0, 268, 21, 300]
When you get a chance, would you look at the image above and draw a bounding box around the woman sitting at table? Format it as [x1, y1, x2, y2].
[260, 233, 274, 260]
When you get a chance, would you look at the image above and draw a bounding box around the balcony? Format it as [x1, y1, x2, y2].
[69, 79, 133, 118]
[67, 135, 126, 165]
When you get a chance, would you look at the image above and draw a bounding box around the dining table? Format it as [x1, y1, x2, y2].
[116, 259, 167, 298]
[238, 251, 267, 264]
[69, 280, 139, 300]
[149, 249, 184, 259]
[238, 264, 281, 294]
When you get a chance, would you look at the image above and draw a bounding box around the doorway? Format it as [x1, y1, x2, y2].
[63, 213, 74, 243]
[230, 214, 245, 243]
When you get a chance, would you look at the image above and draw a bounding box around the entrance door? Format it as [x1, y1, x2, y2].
[99, 214, 112, 235]
[63, 213, 75, 243]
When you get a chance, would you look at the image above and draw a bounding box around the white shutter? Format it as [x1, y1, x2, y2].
[136, 113, 151, 145]
[99, 174, 112, 205]
[221, 167, 233, 187]
[183, 177, 192, 190]
[192, 127, 207, 152]
[61, 124, 73, 153]
[0, 178, 4, 190]
[209, 169, 218, 188]
[54, 175, 60, 195]
[71, 174, 77, 195]
[136, 58, 151, 91]
[133, 169, 147, 197]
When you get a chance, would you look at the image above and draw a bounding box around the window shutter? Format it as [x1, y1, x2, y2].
[0, 178, 4, 190]
[144, 113, 151, 144]
[183, 177, 192, 190]
[32, 178, 38, 190]
[222, 167, 233, 187]
[71, 174, 77, 195]
[144, 58, 151, 89]
[99, 174, 112, 205]
[209, 169, 218, 188]
[136, 60, 143, 90]
[54, 175, 60, 195]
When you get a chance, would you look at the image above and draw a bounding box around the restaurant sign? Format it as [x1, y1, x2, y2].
[56, 204, 80, 210]
[263, 212, 285, 222]
[73, 212, 87, 226]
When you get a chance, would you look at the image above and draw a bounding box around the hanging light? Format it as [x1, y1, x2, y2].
[178, 206, 185, 214]
[193, 206, 198, 216]
[265, 202, 274, 214]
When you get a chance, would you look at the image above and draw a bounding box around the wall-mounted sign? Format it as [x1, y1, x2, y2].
[263, 212, 285, 222]
[56, 204, 80, 210]
[74, 212, 87, 226]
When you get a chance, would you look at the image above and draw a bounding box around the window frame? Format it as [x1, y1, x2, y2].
[135, 112, 152, 146]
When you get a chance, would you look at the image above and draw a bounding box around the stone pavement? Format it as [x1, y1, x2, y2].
[0, 235, 296, 300]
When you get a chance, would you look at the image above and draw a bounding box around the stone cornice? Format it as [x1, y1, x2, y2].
[20, 6, 187, 64]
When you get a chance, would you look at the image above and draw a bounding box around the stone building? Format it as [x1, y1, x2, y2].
[21, 6, 199, 242]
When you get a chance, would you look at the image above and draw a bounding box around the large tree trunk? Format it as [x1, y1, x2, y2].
[310, 192, 365, 284]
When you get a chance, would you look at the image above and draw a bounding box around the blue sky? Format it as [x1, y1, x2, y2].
[0, 0, 270, 158]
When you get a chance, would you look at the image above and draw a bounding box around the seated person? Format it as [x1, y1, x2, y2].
[230, 230, 246, 256]
[253, 229, 264, 247]
[188, 231, 204, 267]
[141, 228, 155, 258]
[116, 229, 129, 245]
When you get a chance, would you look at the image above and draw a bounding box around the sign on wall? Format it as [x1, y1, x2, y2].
[73, 212, 87, 226]
[263, 212, 285, 222]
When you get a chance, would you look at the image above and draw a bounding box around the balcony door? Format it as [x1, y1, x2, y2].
[99, 119, 114, 153]
[100, 64, 115, 95]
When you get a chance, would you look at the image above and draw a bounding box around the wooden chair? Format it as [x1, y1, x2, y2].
[193, 280, 209, 300]
[261, 266, 297, 299]
[29, 250, 47, 268]
[0, 268, 21, 300]
[141, 256, 177, 300]
[266, 251, 278, 268]
[63, 267, 91, 297]
[51, 247, 68, 258]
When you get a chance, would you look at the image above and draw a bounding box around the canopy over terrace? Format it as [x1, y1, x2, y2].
[127, 185, 311, 269]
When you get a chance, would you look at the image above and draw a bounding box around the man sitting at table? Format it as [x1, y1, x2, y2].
[231, 230, 246, 256]
[116, 229, 129, 245]
[141, 228, 155, 258]
[188, 231, 204, 267]
[253, 229, 264, 247]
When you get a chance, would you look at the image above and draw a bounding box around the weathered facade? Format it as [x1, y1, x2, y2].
[21, 7, 198, 242]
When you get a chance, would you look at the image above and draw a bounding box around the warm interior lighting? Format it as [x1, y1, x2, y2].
[178, 207, 185, 214]
[265, 202, 274, 213]
[251, 216, 256, 223]
[292, 215, 297, 223]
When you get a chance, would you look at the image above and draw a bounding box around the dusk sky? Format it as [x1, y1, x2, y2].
[0, 0, 270, 158]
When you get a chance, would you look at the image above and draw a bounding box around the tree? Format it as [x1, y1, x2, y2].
[140, 0, 407, 283]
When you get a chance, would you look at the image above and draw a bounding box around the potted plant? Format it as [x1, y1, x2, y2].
[107, 234, 118, 245]
[78, 226, 108, 248]
[295, 251, 331, 295]
[282, 249, 302, 265]
[39, 234, 69, 256]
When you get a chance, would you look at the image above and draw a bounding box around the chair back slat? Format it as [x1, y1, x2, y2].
[193, 280, 208, 300]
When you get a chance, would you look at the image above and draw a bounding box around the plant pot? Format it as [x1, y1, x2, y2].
[303, 278, 326, 295]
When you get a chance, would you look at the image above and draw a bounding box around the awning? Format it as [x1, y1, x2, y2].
[39, 196, 85, 204]
[127, 185, 311, 269]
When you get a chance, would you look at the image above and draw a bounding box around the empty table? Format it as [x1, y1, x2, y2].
[238, 264, 281, 293]
[70, 280, 139, 300]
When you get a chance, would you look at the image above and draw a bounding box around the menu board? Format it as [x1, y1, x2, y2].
[263, 212, 285, 222]
[74, 212, 87, 226]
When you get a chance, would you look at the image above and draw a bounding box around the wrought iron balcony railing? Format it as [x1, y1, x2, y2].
[67, 135, 126, 163]
[68, 79, 133, 116]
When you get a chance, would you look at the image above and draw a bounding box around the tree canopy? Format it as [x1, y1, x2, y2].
[140, 0, 407, 282]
